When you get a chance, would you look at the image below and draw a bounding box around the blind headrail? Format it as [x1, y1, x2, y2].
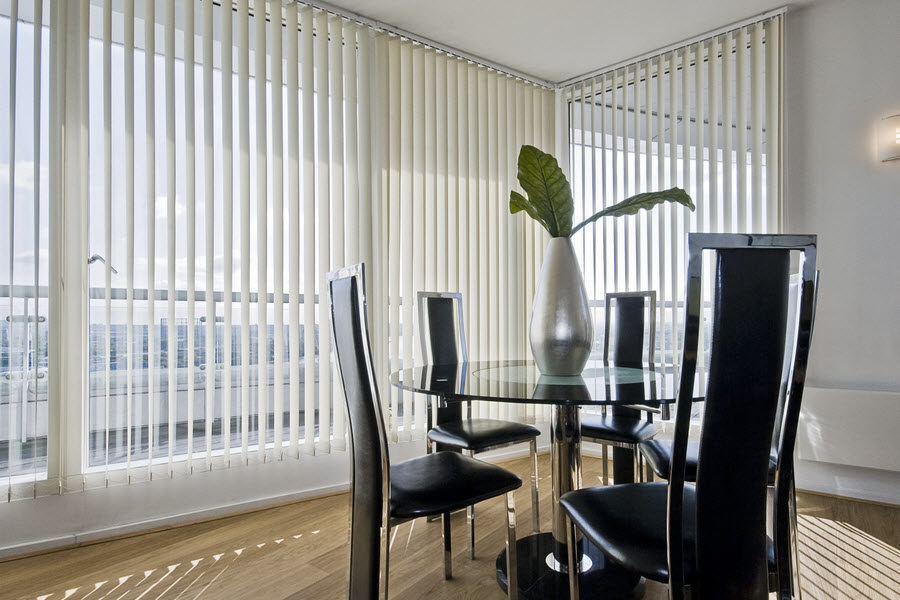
[557, 6, 787, 90]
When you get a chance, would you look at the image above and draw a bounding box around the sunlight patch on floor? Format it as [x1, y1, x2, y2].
[28, 527, 324, 600]
[797, 513, 900, 600]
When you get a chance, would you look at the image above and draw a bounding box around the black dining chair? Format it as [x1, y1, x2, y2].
[581, 291, 660, 485]
[560, 233, 817, 600]
[329, 265, 522, 599]
[418, 291, 542, 553]
[636, 270, 819, 599]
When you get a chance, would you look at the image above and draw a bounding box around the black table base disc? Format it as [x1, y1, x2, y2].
[496, 533, 645, 600]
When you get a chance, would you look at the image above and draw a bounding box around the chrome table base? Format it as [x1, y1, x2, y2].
[494, 403, 646, 599]
[495, 534, 644, 599]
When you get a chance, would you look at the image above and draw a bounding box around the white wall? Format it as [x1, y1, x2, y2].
[784, 0, 900, 503]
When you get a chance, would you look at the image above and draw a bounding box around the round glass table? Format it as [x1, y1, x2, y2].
[391, 359, 703, 600]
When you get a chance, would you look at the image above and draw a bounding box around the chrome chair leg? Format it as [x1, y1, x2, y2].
[442, 511, 452, 579]
[468, 503, 476, 560]
[601, 443, 609, 485]
[506, 491, 519, 600]
[381, 524, 391, 600]
[566, 516, 579, 599]
[425, 436, 441, 523]
[633, 446, 642, 483]
[790, 479, 803, 600]
[466, 449, 476, 559]
[530, 438, 540, 532]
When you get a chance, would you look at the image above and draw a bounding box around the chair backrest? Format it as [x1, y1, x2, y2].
[417, 292, 468, 428]
[667, 234, 817, 600]
[328, 264, 389, 600]
[417, 292, 468, 365]
[603, 291, 657, 367]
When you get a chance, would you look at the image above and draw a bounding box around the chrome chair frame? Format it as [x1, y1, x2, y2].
[417, 291, 541, 552]
[330, 265, 519, 599]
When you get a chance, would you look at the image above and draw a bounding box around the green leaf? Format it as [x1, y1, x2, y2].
[570, 187, 695, 237]
[509, 145, 574, 238]
[510, 190, 552, 233]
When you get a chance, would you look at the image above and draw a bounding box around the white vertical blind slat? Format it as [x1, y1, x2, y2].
[386, 37, 400, 442]
[765, 17, 782, 232]
[33, 0, 43, 496]
[424, 50, 436, 293]
[314, 9, 331, 453]
[721, 32, 734, 233]
[238, 0, 250, 463]
[165, 0, 176, 474]
[271, 0, 285, 459]
[300, 6, 315, 455]
[329, 16, 345, 450]
[708, 39, 719, 233]
[286, 1, 301, 458]
[434, 53, 446, 292]
[184, 0, 196, 473]
[505, 77, 516, 363]
[751, 24, 764, 234]
[5, 0, 17, 502]
[411, 44, 425, 437]
[254, 0, 268, 463]
[399, 41, 412, 441]
[735, 27, 749, 232]
[222, 0, 235, 466]
[202, 0, 215, 469]
[144, 0, 156, 479]
[124, 0, 135, 480]
[102, 0, 112, 480]
[446, 58, 458, 295]
[345, 22, 360, 266]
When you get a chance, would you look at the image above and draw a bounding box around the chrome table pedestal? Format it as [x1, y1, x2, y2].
[494, 405, 645, 599]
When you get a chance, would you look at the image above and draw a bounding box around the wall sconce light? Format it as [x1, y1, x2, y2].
[878, 114, 900, 162]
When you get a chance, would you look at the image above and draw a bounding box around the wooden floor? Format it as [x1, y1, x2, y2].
[1, 455, 897, 600]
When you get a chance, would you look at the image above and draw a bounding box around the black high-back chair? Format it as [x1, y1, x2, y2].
[581, 291, 660, 485]
[418, 292, 542, 552]
[560, 234, 817, 600]
[637, 270, 819, 599]
[329, 265, 522, 599]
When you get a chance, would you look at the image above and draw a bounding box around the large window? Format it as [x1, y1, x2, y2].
[2, 0, 553, 498]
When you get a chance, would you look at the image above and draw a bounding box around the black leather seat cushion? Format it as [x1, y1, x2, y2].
[560, 482, 775, 584]
[427, 418, 540, 452]
[561, 482, 693, 583]
[390, 451, 522, 520]
[581, 414, 659, 445]
[640, 440, 777, 484]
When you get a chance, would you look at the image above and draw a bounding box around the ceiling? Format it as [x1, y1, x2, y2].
[321, 0, 794, 84]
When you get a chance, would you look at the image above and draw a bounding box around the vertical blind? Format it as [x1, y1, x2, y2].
[564, 14, 783, 367]
[83, 0, 383, 484]
[369, 34, 554, 442]
[2, 0, 554, 499]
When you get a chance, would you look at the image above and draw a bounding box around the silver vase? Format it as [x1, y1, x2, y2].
[530, 237, 594, 376]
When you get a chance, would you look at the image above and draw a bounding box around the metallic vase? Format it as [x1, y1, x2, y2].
[529, 237, 594, 376]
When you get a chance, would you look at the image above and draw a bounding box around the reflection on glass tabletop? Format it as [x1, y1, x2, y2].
[390, 359, 705, 407]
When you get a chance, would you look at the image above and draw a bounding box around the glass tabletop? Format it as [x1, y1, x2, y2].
[390, 359, 705, 407]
